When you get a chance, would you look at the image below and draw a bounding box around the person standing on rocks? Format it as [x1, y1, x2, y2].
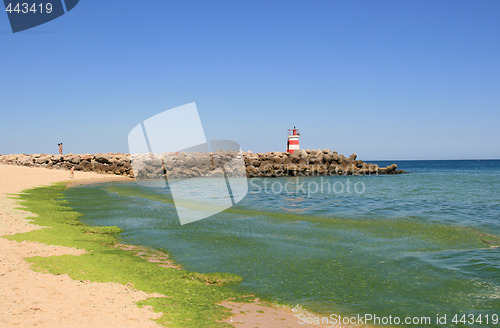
[58, 143, 63, 155]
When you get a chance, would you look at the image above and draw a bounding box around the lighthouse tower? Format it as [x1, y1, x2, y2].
[286, 126, 300, 154]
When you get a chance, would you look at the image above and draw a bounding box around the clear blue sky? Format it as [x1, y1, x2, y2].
[1, 1, 499, 160]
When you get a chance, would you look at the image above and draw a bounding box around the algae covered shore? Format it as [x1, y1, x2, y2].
[6, 162, 500, 328]
[6, 183, 251, 328]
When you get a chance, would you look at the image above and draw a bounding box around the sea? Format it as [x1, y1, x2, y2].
[64, 160, 500, 327]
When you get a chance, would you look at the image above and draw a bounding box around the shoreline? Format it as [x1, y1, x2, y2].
[65, 178, 335, 328]
[67, 179, 380, 328]
[0, 164, 331, 328]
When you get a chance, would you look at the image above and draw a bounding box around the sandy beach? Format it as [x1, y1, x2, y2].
[0, 164, 325, 328]
[0, 164, 164, 328]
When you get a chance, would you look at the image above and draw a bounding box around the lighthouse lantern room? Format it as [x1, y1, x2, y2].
[286, 126, 300, 154]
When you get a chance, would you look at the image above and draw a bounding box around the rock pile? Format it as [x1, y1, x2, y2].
[0, 150, 405, 178]
[243, 149, 404, 177]
[0, 153, 133, 176]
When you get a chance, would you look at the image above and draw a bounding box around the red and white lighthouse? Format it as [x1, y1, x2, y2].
[286, 126, 300, 154]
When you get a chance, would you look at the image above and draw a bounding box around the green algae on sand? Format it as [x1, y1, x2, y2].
[5, 183, 251, 328]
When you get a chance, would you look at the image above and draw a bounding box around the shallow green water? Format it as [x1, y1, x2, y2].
[64, 160, 500, 327]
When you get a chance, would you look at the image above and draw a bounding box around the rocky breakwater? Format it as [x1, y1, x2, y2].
[0, 150, 404, 178]
[0, 153, 133, 176]
[243, 149, 405, 177]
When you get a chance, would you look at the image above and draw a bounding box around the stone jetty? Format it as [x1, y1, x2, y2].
[0, 150, 405, 178]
